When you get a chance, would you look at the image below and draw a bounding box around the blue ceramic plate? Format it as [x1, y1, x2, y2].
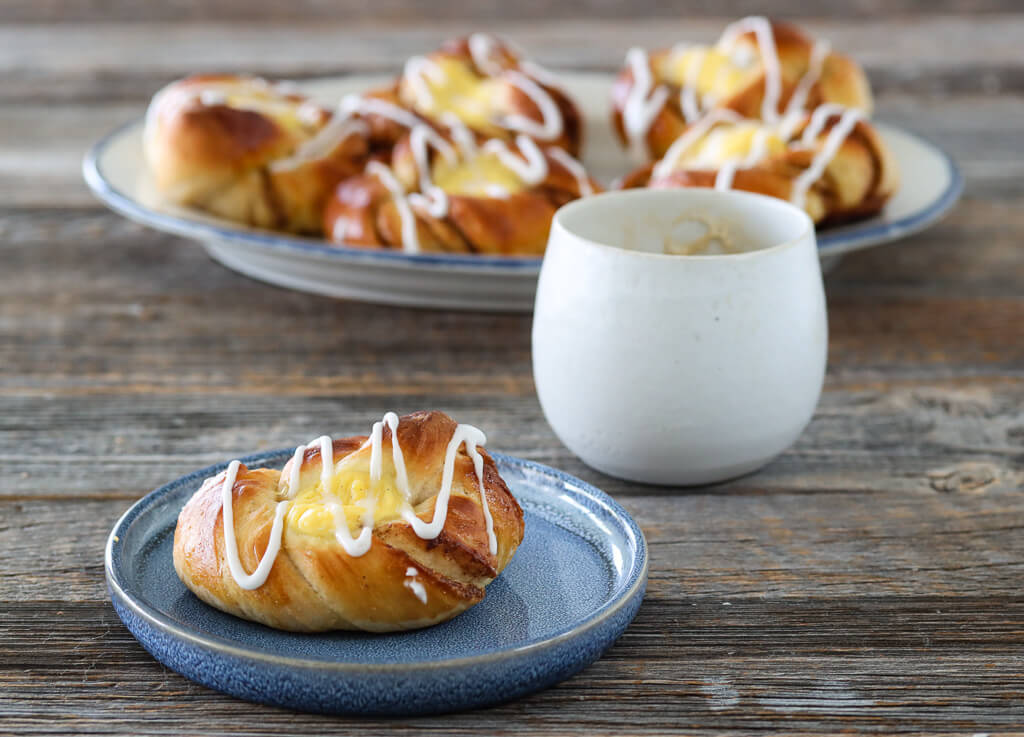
[83, 73, 961, 311]
[105, 450, 647, 715]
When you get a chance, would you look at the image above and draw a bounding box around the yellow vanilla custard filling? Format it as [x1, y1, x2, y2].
[192, 82, 321, 136]
[285, 463, 407, 536]
[431, 151, 525, 197]
[679, 122, 787, 168]
[403, 57, 505, 135]
[660, 47, 753, 99]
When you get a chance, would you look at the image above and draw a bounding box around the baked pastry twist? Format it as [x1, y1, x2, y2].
[388, 33, 584, 157]
[611, 17, 873, 160]
[173, 411, 524, 632]
[620, 105, 899, 225]
[144, 74, 370, 234]
[324, 119, 600, 255]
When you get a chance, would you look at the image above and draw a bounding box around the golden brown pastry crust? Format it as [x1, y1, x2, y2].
[173, 411, 524, 632]
[620, 113, 899, 225]
[324, 129, 601, 255]
[144, 74, 369, 234]
[610, 20, 874, 161]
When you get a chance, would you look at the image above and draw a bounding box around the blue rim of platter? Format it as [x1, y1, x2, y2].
[83, 116, 963, 269]
[105, 450, 648, 714]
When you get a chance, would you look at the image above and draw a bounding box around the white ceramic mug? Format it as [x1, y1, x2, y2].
[532, 188, 827, 485]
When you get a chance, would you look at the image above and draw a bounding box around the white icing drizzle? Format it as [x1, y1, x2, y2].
[362, 412, 498, 555]
[547, 147, 594, 196]
[713, 127, 770, 191]
[784, 39, 831, 121]
[268, 117, 367, 172]
[483, 184, 511, 198]
[367, 120, 553, 250]
[366, 161, 420, 253]
[337, 94, 426, 131]
[678, 46, 707, 123]
[218, 414, 498, 591]
[220, 460, 290, 590]
[400, 41, 563, 143]
[403, 56, 446, 109]
[406, 125, 457, 219]
[273, 93, 438, 174]
[519, 60, 565, 89]
[272, 80, 303, 96]
[404, 567, 428, 604]
[651, 108, 743, 179]
[317, 434, 375, 556]
[622, 47, 669, 159]
[331, 216, 351, 243]
[468, 33, 507, 76]
[717, 16, 782, 123]
[398, 423, 496, 555]
[623, 18, 838, 160]
[500, 71, 563, 141]
[198, 89, 227, 106]
[285, 444, 304, 495]
[366, 412, 411, 499]
[714, 161, 739, 191]
[790, 105, 864, 208]
[296, 100, 325, 126]
[481, 135, 549, 186]
[798, 102, 852, 146]
[441, 112, 479, 156]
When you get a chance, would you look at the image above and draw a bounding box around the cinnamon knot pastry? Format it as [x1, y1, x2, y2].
[324, 120, 600, 255]
[620, 105, 899, 225]
[173, 411, 524, 632]
[144, 74, 370, 234]
[390, 33, 584, 157]
[611, 17, 873, 160]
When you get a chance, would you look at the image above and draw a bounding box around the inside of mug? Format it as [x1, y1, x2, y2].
[557, 189, 811, 256]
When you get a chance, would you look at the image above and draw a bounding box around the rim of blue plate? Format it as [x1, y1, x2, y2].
[815, 125, 963, 255]
[83, 113, 962, 267]
[105, 450, 648, 673]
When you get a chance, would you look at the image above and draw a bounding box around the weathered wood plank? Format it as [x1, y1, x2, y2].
[1, 271, 1020, 397]
[2, 17, 1024, 104]
[5, 0, 1024, 23]
[1, 382, 1021, 500]
[2, 600, 1023, 734]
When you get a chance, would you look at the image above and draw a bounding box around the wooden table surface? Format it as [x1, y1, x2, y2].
[2, 3, 1023, 734]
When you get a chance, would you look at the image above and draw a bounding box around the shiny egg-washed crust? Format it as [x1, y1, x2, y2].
[324, 132, 602, 256]
[173, 411, 524, 632]
[144, 74, 369, 234]
[620, 114, 899, 226]
[610, 21, 874, 161]
[389, 36, 584, 157]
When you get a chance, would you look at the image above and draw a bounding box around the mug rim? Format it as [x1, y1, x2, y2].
[551, 188, 815, 261]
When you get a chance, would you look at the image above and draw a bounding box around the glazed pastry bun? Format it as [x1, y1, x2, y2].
[611, 17, 873, 160]
[391, 33, 584, 157]
[144, 74, 370, 234]
[173, 411, 524, 632]
[620, 106, 899, 225]
[324, 120, 600, 255]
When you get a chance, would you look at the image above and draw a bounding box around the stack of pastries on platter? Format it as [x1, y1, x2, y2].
[144, 18, 898, 255]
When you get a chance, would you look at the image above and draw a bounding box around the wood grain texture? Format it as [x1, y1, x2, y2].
[5, 0, 1024, 23]
[3, 17, 1024, 104]
[2, 4, 1024, 734]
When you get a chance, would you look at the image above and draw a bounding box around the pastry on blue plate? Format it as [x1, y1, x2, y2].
[173, 411, 524, 632]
